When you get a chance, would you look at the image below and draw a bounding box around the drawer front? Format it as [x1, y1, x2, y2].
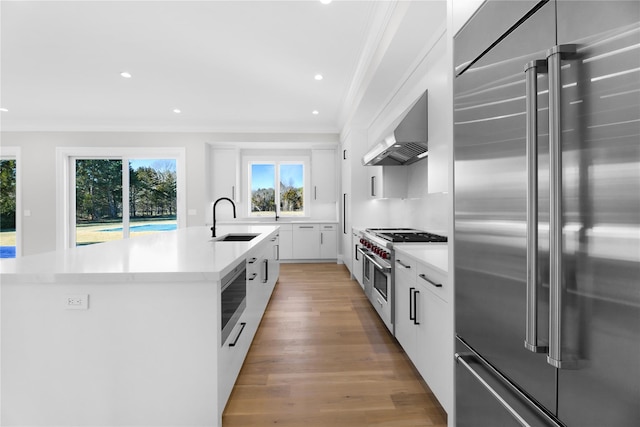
[394, 254, 417, 285]
[416, 261, 447, 302]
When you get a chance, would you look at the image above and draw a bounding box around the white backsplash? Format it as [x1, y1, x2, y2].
[388, 192, 449, 234]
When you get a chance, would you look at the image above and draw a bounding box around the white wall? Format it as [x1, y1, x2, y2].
[0, 132, 339, 256]
[0, 132, 208, 256]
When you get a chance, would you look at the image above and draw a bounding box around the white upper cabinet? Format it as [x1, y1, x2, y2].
[210, 148, 239, 202]
[367, 166, 408, 199]
[311, 149, 336, 203]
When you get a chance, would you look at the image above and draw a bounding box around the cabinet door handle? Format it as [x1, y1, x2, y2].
[262, 259, 269, 283]
[298, 225, 314, 229]
[343, 193, 347, 234]
[314, 186, 317, 200]
[248, 257, 257, 264]
[355, 244, 359, 261]
[343, 149, 347, 160]
[419, 273, 442, 287]
[274, 244, 280, 260]
[396, 259, 411, 269]
[232, 185, 235, 200]
[321, 232, 324, 245]
[371, 176, 376, 197]
[412, 289, 420, 325]
[229, 322, 247, 347]
[248, 272, 257, 281]
[409, 287, 416, 321]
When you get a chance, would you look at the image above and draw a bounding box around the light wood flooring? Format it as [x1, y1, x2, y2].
[222, 263, 447, 427]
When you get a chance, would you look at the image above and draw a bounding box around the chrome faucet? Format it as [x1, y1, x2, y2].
[212, 197, 236, 238]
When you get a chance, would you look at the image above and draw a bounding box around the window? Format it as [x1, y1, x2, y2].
[0, 157, 17, 258]
[58, 148, 185, 249]
[74, 158, 177, 246]
[249, 161, 305, 217]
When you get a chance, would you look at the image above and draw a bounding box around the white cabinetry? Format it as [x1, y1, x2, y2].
[210, 148, 239, 202]
[292, 224, 320, 259]
[352, 230, 363, 287]
[277, 224, 293, 260]
[367, 166, 408, 199]
[319, 224, 337, 259]
[218, 307, 252, 412]
[394, 255, 420, 362]
[311, 149, 336, 203]
[394, 252, 450, 411]
[265, 233, 280, 287]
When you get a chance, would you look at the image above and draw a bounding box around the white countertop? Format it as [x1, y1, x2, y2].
[393, 244, 448, 274]
[0, 225, 278, 284]
[218, 219, 337, 225]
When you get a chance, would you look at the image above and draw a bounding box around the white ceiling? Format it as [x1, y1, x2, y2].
[0, 0, 446, 134]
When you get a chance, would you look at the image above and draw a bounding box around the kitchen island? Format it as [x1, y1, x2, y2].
[0, 225, 279, 427]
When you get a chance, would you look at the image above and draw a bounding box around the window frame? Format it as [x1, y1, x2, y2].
[0, 146, 22, 257]
[57, 147, 186, 250]
[244, 155, 310, 219]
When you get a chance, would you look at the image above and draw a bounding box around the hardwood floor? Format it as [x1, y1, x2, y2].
[222, 263, 448, 427]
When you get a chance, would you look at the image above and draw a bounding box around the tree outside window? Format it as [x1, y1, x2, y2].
[250, 162, 304, 217]
[0, 159, 17, 258]
[74, 158, 177, 246]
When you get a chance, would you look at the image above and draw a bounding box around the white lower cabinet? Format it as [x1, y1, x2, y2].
[418, 284, 448, 406]
[394, 253, 449, 410]
[219, 235, 280, 417]
[277, 224, 293, 260]
[352, 231, 363, 287]
[292, 224, 320, 259]
[218, 310, 252, 411]
[231, 222, 337, 261]
[394, 255, 419, 360]
[319, 224, 337, 259]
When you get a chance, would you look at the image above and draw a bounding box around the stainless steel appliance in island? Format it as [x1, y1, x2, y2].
[454, 1, 639, 426]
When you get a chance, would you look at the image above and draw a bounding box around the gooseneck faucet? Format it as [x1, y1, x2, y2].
[212, 197, 236, 238]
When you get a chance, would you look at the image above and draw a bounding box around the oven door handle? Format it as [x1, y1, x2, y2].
[364, 252, 391, 273]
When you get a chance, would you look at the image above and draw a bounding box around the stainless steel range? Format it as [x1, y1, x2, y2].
[357, 228, 447, 334]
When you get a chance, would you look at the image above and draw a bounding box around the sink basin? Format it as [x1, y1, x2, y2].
[213, 233, 260, 242]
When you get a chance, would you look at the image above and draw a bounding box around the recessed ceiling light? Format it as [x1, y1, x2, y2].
[120, 71, 132, 79]
[0, 108, 8, 112]
[312, 110, 319, 115]
[314, 74, 323, 81]
[173, 109, 181, 114]
[320, 0, 332, 4]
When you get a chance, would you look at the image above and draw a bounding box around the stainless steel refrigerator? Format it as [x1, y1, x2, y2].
[453, 1, 639, 426]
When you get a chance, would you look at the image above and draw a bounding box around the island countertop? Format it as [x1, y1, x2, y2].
[0, 225, 278, 284]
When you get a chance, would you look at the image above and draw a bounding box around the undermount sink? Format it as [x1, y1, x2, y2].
[213, 233, 260, 242]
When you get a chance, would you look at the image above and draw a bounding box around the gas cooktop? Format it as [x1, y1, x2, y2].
[365, 228, 448, 243]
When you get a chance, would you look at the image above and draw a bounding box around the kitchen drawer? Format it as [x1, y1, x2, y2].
[395, 253, 417, 283]
[416, 261, 447, 302]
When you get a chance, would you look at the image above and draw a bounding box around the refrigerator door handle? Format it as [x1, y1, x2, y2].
[546, 44, 577, 369]
[524, 59, 549, 354]
[455, 353, 533, 427]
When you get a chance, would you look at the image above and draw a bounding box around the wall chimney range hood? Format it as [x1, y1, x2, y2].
[362, 90, 428, 166]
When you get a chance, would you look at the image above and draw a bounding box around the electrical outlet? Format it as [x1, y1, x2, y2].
[65, 294, 89, 310]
